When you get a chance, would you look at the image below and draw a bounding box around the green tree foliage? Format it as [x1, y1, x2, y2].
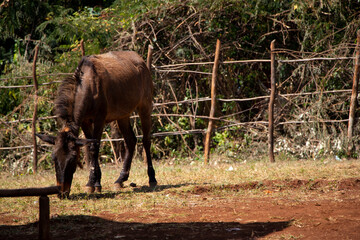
[0, 0, 47, 39]
[0, 0, 116, 70]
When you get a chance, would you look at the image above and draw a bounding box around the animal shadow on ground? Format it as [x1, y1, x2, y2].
[132, 183, 196, 193]
[68, 183, 195, 200]
[0, 215, 292, 240]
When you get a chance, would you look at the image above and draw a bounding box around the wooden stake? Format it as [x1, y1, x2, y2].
[268, 40, 276, 163]
[147, 44, 153, 71]
[39, 195, 50, 240]
[347, 30, 360, 155]
[32, 45, 40, 173]
[204, 39, 221, 164]
[80, 39, 85, 57]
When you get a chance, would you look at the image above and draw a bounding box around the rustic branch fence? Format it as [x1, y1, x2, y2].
[1, 36, 360, 167]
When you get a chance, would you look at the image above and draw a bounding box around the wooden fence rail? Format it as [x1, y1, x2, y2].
[0, 56, 355, 88]
[2, 88, 355, 125]
[0, 186, 60, 197]
[0, 116, 354, 151]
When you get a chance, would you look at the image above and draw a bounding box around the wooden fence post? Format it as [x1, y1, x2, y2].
[204, 39, 221, 164]
[347, 30, 360, 155]
[80, 39, 85, 57]
[268, 40, 276, 163]
[39, 195, 50, 240]
[147, 44, 153, 71]
[32, 45, 40, 173]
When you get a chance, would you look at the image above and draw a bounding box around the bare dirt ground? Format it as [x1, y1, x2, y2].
[1, 178, 360, 239]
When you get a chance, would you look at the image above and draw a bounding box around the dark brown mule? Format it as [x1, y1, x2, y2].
[37, 51, 157, 198]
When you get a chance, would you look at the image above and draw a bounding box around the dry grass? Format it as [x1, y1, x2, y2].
[0, 157, 359, 225]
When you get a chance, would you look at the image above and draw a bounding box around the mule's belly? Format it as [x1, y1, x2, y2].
[104, 104, 138, 123]
[104, 89, 142, 122]
[102, 69, 145, 122]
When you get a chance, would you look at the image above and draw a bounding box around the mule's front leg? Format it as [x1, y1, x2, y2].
[85, 140, 102, 193]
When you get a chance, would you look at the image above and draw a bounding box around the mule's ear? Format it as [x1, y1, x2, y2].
[36, 134, 56, 145]
[75, 139, 97, 147]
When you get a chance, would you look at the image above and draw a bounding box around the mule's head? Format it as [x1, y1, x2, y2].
[36, 128, 93, 199]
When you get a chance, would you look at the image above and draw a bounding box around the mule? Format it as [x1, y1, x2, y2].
[37, 51, 157, 198]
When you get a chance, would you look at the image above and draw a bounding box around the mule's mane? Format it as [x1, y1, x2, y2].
[55, 57, 94, 130]
[55, 75, 77, 123]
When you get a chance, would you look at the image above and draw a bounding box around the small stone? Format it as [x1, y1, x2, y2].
[130, 182, 137, 187]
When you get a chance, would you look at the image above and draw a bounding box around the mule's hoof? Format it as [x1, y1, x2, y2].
[58, 192, 70, 199]
[95, 186, 102, 193]
[85, 186, 95, 193]
[113, 182, 124, 191]
[149, 181, 157, 188]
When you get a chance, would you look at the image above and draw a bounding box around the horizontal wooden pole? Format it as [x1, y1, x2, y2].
[0, 73, 71, 81]
[1, 55, 354, 84]
[156, 69, 212, 75]
[0, 81, 62, 89]
[278, 56, 354, 63]
[0, 186, 60, 197]
[0, 116, 354, 151]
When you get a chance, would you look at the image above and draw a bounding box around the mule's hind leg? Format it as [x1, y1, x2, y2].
[110, 122, 126, 163]
[114, 118, 137, 190]
[139, 107, 157, 187]
[82, 121, 103, 193]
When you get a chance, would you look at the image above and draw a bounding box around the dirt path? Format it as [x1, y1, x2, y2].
[1, 178, 360, 239]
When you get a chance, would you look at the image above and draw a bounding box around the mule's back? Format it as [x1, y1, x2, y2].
[75, 51, 153, 123]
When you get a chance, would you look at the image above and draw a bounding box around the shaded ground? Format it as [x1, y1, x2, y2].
[1, 178, 360, 239]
